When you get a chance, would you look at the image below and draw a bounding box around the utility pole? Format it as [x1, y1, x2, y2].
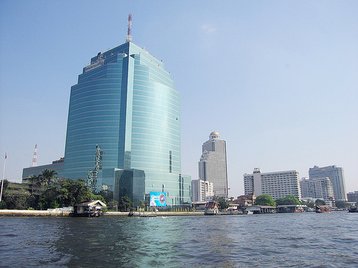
[0, 153, 7, 202]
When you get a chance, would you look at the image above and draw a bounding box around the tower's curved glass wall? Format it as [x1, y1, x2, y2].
[63, 42, 190, 204]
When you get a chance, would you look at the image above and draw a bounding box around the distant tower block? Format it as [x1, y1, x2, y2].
[126, 14, 133, 42]
[32, 144, 38, 167]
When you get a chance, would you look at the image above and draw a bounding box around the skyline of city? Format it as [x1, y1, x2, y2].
[1, 1, 357, 197]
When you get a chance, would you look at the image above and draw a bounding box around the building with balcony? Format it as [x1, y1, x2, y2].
[309, 165, 346, 201]
[244, 168, 301, 200]
[191, 179, 214, 202]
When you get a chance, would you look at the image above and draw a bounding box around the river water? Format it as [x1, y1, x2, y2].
[0, 212, 357, 267]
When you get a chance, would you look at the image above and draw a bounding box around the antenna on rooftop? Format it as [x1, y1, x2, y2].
[126, 14, 133, 42]
[32, 144, 38, 167]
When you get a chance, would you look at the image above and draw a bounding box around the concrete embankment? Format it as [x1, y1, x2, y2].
[0, 209, 71, 217]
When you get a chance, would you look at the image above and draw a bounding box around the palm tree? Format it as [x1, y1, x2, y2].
[41, 169, 57, 187]
[27, 175, 39, 195]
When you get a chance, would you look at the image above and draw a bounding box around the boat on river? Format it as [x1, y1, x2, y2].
[315, 205, 331, 213]
[204, 201, 219, 215]
[348, 206, 358, 213]
[128, 211, 157, 217]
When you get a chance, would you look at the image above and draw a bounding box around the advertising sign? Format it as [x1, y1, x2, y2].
[149, 192, 167, 207]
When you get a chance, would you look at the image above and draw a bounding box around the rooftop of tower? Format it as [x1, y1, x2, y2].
[210, 131, 220, 139]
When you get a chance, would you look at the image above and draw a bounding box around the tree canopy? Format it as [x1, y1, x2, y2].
[255, 194, 276, 206]
[301, 200, 315, 208]
[335, 201, 348, 209]
[276, 195, 301, 205]
[118, 196, 132, 212]
[1, 170, 106, 210]
[315, 199, 326, 206]
[212, 196, 229, 210]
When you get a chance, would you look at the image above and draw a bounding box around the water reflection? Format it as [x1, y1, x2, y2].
[1, 213, 358, 267]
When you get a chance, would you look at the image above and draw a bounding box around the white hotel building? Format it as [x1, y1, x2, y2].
[191, 179, 214, 202]
[244, 168, 301, 200]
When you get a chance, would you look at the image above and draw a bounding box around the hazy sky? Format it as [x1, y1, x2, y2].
[1, 0, 357, 197]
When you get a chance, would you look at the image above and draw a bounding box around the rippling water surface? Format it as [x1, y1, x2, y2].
[1, 212, 357, 267]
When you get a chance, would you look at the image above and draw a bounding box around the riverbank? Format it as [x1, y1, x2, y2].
[105, 211, 205, 217]
[0, 209, 71, 217]
[0, 209, 205, 217]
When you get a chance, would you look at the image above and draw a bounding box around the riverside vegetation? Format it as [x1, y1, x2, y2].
[0, 170, 108, 210]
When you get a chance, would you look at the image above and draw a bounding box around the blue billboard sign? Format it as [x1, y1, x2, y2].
[149, 192, 167, 207]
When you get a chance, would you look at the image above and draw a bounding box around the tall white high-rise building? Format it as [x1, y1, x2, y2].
[309, 165, 346, 201]
[198, 131, 228, 198]
[191, 179, 214, 202]
[244, 169, 301, 200]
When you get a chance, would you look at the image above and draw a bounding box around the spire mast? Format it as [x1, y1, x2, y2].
[126, 14, 133, 42]
[32, 144, 38, 167]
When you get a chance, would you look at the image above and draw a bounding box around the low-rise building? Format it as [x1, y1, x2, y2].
[237, 194, 256, 207]
[22, 157, 64, 181]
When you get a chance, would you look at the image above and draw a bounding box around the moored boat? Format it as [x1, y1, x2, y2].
[204, 201, 219, 215]
[315, 205, 331, 213]
[348, 207, 358, 213]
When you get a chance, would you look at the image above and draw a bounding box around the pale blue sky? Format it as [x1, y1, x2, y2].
[1, 0, 357, 196]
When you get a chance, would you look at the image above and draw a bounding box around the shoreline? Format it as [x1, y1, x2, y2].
[0, 209, 205, 217]
[0, 209, 72, 217]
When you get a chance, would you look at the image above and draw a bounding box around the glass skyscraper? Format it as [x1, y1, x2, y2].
[63, 40, 190, 205]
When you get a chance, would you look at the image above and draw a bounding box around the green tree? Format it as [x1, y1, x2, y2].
[59, 179, 93, 206]
[217, 197, 229, 210]
[255, 194, 276, 206]
[38, 185, 61, 209]
[3, 189, 30, 209]
[138, 201, 145, 209]
[108, 200, 119, 211]
[335, 201, 348, 209]
[301, 200, 315, 208]
[118, 196, 132, 212]
[27, 175, 39, 195]
[97, 190, 113, 203]
[89, 192, 106, 203]
[315, 199, 326, 206]
[276, 195, 301, 205]
[41, 169, 57, 187]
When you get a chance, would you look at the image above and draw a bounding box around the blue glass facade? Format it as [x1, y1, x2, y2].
[63, 41, 190, 205]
